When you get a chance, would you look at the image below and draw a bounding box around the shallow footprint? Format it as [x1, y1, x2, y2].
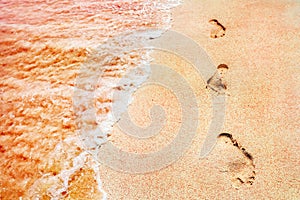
[217, 133, 256, 189]
[209, 19, 226, 38]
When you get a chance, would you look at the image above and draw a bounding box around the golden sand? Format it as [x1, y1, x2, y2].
[1, 0, 299, 199]
[98, 0, 300, 199]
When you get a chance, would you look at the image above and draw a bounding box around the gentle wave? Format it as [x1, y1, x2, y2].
[0, 0, 181, 199]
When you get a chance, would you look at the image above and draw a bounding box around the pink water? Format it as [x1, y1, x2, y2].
[0, 0, 180, 199]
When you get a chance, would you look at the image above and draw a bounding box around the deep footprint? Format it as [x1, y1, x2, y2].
[209, 19, 226, 38]
[218, 133, 256, 189]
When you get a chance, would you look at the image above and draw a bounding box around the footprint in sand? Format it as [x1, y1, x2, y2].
[206, 64, 230, 96]
[217, 133, 256, 189]
[209, 19, 226, 38]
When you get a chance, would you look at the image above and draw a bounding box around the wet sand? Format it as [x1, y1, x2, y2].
[0, 0, 299, 199]
[98, 0, 300, 199]
[0, 1, 173, 199]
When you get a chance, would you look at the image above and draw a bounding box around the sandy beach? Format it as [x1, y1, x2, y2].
[98, 0, 300, 199]
[1, 0, 299, 199]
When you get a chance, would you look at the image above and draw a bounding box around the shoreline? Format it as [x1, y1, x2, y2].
[0, 0, 181, 199]
[0, 0, 299, 199]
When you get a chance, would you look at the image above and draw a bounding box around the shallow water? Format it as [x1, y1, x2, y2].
[0, 0, 180, 199]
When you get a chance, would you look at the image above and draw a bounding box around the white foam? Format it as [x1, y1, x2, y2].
[26, 0, 182, 199]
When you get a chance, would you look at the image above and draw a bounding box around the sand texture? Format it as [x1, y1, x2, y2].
[98, 0, 300, 199]
[1, 0, 299, 199]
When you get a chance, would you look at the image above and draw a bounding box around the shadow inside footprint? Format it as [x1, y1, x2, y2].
[217, 133, 256, 189]
[209, 19, 226, 39]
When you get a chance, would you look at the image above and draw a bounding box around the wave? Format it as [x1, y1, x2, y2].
[0, 0, 181, 199]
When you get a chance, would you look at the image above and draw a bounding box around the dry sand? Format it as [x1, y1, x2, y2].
[1, 0, 299, 199]
[98, 0, 300, 199]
